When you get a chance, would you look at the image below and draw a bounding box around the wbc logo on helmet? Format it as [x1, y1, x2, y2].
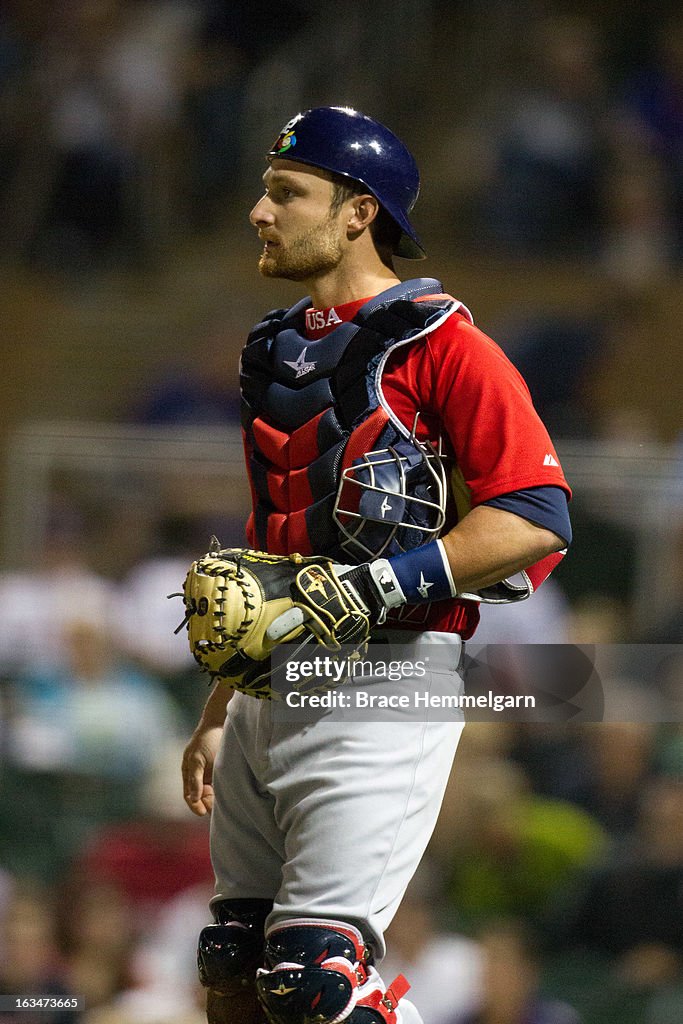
[273, 130, 296, 154]
[272, 115, 301, 155]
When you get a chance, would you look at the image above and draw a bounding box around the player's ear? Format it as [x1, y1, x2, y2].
[347, 194, 380, 235]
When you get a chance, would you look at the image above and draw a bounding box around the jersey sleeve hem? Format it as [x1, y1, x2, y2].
[469, 475, 572, 506]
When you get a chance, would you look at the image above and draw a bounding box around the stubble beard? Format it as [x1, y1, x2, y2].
[258, 218, 343, 281]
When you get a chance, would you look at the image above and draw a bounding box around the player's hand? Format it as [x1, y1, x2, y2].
[182, 723, 223, 816]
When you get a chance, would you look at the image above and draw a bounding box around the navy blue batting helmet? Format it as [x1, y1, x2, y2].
[267, 106, 425, 260]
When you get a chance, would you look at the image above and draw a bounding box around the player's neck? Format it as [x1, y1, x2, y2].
[307, 260, 400, 310]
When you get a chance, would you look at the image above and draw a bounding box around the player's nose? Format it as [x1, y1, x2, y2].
[250, 195, 274, 227]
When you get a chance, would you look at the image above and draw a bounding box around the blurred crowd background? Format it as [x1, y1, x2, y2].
[0, 1, 682, 1023]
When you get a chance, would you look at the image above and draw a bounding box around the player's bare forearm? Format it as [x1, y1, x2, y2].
[199, 678, 235, 728]
[182, 680, 233, 817]
[440, 505, 565, 593]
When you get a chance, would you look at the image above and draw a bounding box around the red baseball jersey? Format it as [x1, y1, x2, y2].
[305, 294, 571, 638]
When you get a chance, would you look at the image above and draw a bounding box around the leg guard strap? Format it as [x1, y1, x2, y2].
[349, 970, 411, 1024]
[198, 897, 272, 996]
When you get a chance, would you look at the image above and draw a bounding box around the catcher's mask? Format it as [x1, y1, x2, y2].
[333, 422, 447, 561]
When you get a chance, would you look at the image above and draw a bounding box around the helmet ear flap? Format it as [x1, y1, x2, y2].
[333, 435, 447, 561]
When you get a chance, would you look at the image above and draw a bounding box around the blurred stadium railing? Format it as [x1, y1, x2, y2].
[3, 422, 681, 632]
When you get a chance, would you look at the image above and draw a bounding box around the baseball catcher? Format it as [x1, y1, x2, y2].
[180, 106, 572, 1024]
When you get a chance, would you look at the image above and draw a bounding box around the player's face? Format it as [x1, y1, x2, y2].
[250, 160, 346, 281]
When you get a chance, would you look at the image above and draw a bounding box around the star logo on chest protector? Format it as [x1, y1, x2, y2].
[417, 572, 434, 600]
[284, 347, 317, 378]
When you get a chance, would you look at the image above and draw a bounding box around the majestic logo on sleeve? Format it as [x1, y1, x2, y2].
[284, 348, 317, 378]
[543, 453, 559, 467]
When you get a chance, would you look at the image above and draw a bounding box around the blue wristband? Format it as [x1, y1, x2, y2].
[386, 539, 457, 604]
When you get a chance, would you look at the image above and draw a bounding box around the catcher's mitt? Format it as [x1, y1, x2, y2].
[176, 544, 376, 698]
